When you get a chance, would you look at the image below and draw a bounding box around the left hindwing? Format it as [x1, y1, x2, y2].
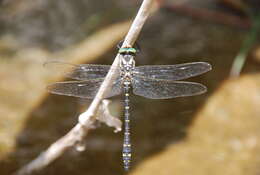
[132, 76, 207, 99]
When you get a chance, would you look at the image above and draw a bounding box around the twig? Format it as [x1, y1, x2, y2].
[14, 0, 155, 174]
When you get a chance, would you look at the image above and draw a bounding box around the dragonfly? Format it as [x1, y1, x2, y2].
[46, 45, 212, 171]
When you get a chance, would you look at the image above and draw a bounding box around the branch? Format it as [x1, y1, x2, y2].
[14, 0, 155, 174]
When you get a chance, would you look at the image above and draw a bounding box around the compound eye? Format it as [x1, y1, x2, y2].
[117, 40, 141, 53]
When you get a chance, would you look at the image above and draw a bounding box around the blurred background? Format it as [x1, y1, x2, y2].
[1, 0, 260, 174]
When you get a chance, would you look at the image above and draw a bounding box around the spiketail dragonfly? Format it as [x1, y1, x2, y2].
[46, 44, 212, 171]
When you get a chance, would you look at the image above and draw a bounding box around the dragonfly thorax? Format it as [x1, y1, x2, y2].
[120, 55, 135, 69]
[120, 54, 135, 80]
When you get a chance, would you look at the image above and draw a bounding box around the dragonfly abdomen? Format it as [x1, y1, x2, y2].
[122, 81, 132, 171]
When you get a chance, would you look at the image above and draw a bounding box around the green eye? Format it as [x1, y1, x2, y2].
[118, 48, 127, 53]
[128, 48, 136, 53]
[119, 48, 136, 54]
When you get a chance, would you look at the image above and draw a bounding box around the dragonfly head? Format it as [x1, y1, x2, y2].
[119, 47, 136, 72]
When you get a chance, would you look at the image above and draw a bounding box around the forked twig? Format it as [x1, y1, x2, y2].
[14, 0, 155, 174]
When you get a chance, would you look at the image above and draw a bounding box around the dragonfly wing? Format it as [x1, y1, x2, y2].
[47, 78, 122, 99]
[132, 76, 207, 99]
[134, 62, 211, 81]
[44, 60, 113, 80]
